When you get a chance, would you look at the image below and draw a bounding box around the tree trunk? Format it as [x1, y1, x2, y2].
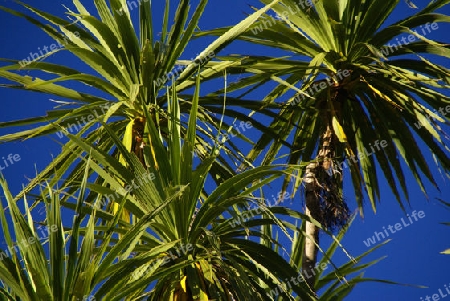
[302, 125, 335, 290]
[302, 191, 320, 290]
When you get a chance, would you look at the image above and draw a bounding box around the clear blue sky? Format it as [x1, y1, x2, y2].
[0, 1, 449, 300]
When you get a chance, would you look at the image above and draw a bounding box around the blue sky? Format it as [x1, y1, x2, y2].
[0, 1, 450, 300]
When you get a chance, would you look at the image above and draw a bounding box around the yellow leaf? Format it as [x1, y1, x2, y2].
[119, 120, 134, 167]
[364, 79, 403, 110]
[332, 116, 347, 142]
[180, 275, 188, 292]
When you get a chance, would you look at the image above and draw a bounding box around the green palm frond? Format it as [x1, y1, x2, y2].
[0, 0, 284, 207]
[198, 0, 450, 213]
[255, 213, 406, 300]
[0, 77, 321, 300]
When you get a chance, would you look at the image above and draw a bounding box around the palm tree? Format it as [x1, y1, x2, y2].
[0, 0, 282, 207]
[199, 0, 450, 291]
[0, 78, 391, 300]
[0, 0, 429, 299]
[0, 2, 300, 299]
[0, 168, 393, 300]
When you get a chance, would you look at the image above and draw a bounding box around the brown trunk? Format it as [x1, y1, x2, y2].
[302, 125, 335, 290]
[302, 195, 320, 290]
